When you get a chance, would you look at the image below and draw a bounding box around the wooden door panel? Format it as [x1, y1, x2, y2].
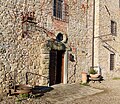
[49, 50, 65, 85]
[49, 51, 57, 85]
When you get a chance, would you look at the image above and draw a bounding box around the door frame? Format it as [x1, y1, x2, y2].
[49, 50, 68, 85]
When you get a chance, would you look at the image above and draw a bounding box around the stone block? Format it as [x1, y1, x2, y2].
[42, 68, 49, 75]
[0, 47, 6, 54]
[41, 54, 49, 59]
[42, 59, 49, 64]
[41, 48, 50, 54]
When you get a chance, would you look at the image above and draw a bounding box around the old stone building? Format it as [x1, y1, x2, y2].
[0, 0, 120, 92]
[94, 0, 120, 78]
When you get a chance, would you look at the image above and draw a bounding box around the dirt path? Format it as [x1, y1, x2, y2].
[68, 80, 120, 104]
[0, 83, 103, 104]
[0, 80, 120, 104]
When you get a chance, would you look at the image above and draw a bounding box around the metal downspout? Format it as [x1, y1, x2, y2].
[92, 0, 95, 68]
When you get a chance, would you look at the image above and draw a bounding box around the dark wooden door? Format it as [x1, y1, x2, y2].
[49, 50, 57, 86]
[49, 50, 64, 86]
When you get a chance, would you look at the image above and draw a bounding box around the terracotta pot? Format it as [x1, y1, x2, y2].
[81, 72, 87, 83]
[14, 89, 31, 94]
[13, 84, 32, 94]
[15, 84, 32, 90]
[90, 74, 100, 78]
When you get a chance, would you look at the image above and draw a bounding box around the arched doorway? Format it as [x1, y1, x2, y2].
[48, 32, 68, 86]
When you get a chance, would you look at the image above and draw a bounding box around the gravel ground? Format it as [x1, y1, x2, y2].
[0, 79, 120, 104]
[68, 80, 120, 104]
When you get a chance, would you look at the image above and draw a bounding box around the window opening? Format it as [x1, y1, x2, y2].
[111, 20, 117, 35]
[53, 0, 63, 19]
[110, 54, 115, 70]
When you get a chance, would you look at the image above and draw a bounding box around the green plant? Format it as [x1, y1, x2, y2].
[89, 68, 97, 74]
[20, 94, 29, 98]
[80, 82, 90, 86]
[113, 77, 120, 80]
[16, 93, 29, 102]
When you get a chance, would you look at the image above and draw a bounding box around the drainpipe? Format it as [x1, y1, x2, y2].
[92, 0, 95, 68]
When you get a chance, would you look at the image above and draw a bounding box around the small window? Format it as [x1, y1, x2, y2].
[110, 54, 115, 70]
[111, 20, 117, 35]
[53, 0, 63, 19]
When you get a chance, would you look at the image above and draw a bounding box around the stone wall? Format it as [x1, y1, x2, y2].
[0, 0, 53, 93]
[99, 0, 120, 78]
[0, 0, 69, 92]
[1, 0, 120, 93]
[67, 0, 94, 83]
[67, 0, 120, 82]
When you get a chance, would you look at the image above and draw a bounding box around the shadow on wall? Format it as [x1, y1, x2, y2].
[67, 54, 77, 83]
[69, 53, 75, 62]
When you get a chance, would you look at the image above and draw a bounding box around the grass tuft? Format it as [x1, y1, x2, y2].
[113, 77, 120, 80]
[80, 83, 90, 86]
